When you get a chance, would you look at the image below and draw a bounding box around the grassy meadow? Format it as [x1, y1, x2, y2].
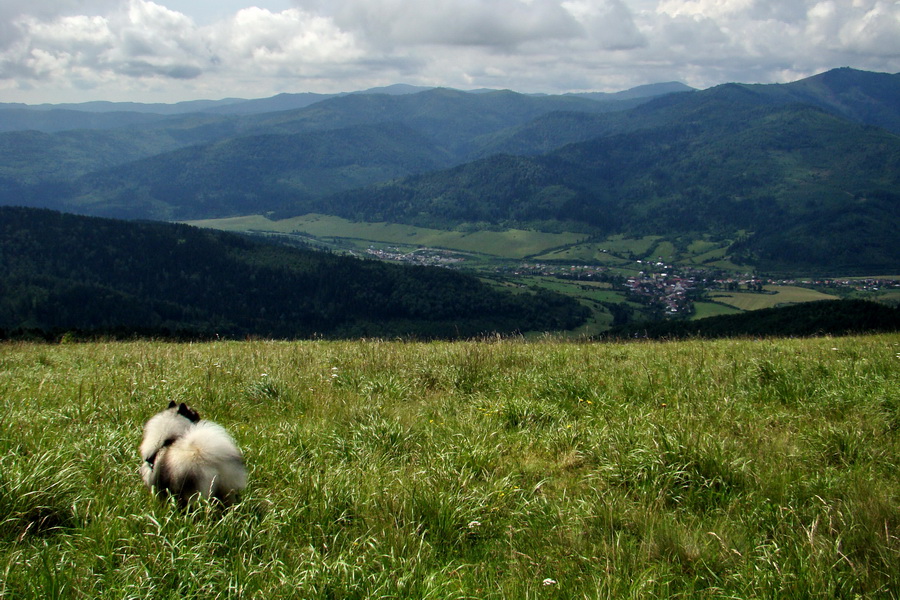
[1, 335, 899, 598]
[710, 286, 839, 312]
[185, 214, 586, 260]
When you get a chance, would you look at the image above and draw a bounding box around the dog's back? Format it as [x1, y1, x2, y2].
[140, 402, 246, 506]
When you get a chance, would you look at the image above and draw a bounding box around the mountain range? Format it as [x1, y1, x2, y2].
[1, 67, 898, 275]
[0, 81, 691, 123]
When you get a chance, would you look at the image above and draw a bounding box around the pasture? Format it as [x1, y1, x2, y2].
[185, 214, 586, 260]
[1, 335, 898, 598]
[710, 285, 838, 311]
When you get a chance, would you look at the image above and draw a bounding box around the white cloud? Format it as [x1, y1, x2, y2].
[1, 0, 211, 85]
[209, 7, 362, 71]
[0, 0, 898, 103]
[807, 0, 900, 56]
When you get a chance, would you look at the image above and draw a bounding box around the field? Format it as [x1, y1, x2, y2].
[2, 336, 899, 598]
[690, 302, 743, 320]
[184, 214, 586, 260]
[183, 215, 745, 271]
[710, 286, 839, 311]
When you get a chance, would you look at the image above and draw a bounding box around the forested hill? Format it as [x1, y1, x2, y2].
[317, 93, 900, 274]
[0, 207, 588, 339]
[605, 299, 900, 340]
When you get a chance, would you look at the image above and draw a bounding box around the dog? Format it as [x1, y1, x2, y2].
[139, 401, 247, 506]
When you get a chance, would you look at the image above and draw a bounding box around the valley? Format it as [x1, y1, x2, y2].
[185, 213, 899, 336]
[2, 67, 899, 339]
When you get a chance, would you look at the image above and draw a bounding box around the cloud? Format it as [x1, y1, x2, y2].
[208, 7, 362, 74]
[0, 0, 898, 103]
[0, 0, 211, 85]
[0, 0, 368, 95]
[296, 0, 587, 49]
[807, 1, 900, 57]
[0, 0, 122, 52]
[562, 0, 647, 50]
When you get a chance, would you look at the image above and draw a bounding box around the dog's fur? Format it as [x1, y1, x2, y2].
[139, 401, 247, 506]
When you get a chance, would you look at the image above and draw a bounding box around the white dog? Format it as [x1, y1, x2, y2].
[139, 401, 247, 506]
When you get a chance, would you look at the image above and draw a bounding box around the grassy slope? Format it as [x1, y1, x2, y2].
[2, 336, 898, 598]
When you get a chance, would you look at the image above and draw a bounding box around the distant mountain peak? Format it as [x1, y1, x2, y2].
[565, 81, 694, 102]
[354, 84, 434, 95]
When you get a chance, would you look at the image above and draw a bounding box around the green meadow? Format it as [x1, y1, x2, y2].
[2, 335, 899, 598]
[184, 214, 586, 260]
[711, 286, 839, 311]
[183, 215, 745, 270]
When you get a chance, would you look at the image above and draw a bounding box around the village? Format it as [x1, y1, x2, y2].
[364, 246, 466, 266]
[365, 245, 899, 318]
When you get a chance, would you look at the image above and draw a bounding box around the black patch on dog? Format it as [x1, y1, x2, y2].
[177, 403, 200, 423]
[146, 437, 178, 468]
[153, 456, 174, 499]
[153, 455, 202, 507]
[177, 471, 201, 506]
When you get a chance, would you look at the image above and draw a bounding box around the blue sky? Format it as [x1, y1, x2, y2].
[1, 0, 898, 104]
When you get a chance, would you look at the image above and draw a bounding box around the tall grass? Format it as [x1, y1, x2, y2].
[1, 335, 898, 598]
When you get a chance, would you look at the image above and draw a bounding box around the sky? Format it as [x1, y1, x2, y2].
[1, 0, 898, 104]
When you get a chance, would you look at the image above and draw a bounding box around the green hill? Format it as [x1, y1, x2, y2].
[239, 87, 632, 153]
[0, 88, 633, 216]
[756, 67, 900, 134]
[62, 123, 452, 220]
[0, 207, 588, 339]
[476, 68, 900, 158]
[315, 98, 900, 274]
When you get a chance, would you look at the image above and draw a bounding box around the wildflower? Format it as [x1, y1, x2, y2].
[542, 578, 557, 586]
[467, 521, 481, 529]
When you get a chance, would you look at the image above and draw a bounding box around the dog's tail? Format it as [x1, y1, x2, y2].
[166, 421, 247, 503]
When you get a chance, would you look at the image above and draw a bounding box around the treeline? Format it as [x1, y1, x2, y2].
[0, 208, 588, 340]
[604, 299, 900, 340]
